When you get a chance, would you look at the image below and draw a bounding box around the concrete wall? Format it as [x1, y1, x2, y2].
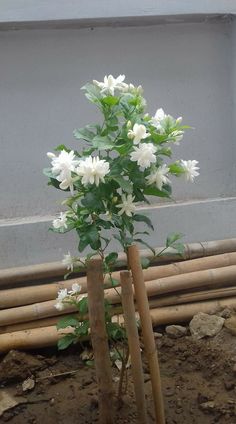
[0, 14, 236, 268]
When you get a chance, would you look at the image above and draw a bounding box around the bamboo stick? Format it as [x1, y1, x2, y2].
[1, 296, 236, 353]
[120, 271, 148, 424]
[1, 264, 236, 327]
[2, 252, 236, 309]
[128, 244, 165, 424]
[87, 259, 114, 424]
[2, 285, 236, 335]
[1, 238, 236, 288]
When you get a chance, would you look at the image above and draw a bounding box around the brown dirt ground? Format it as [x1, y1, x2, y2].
[0, 327, 236, 424]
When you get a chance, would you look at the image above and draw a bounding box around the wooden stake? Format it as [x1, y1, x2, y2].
[120, 271, 148, 424]
[87, 259, 114, 424]
[128, 244, 165, 424]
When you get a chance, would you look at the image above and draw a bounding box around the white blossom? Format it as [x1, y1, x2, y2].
[93, 74, 126, 95]
[150, 108, 167, 130]
[128, 123, 150, 145]
[76, 156, 110, 186]
[146, 165, 171, 190]
[55, 288, 68, 311]
[62, 252, 75, 272]
[117, 194, 136, 217]
[180, 160, 200, 182]
[48, 150, 79, 194]
[52, 212, 68, 230]
[130, 143, 157, 169]
[69, 283, 82, 295]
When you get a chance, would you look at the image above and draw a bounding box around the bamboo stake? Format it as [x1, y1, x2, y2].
[120, 271, 148, 424]
[128, 244, 165, 424]
[2, 252, 236, 309]
[2, 285, 236, 335]
[1, 296, 236, 353]
[1, 238, 236, 288]
[2, 264, 236, 327]
[87, 259, 114, 424]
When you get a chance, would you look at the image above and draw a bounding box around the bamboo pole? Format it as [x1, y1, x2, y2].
[128, 244, 165, 424]
[87, 259, 114, 424]
[120, 271, 148, 424]
[1, 296, 236, 353]
[2, 252, 236, 309]
[1, 238, 236, 288]
[2, 264, 236, 327]
[2, 285, 236, 335]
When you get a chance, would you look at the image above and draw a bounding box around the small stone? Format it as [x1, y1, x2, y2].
[22, 377, 35, 392]
[164, 386, 175, 397]
[224, 315, 236, 336]
[189, 313, 225, 340]
[200, 401, 215, 412]
[219, 308, 232, 319]
[153, 332, 163, 339]
[49, 398, 55, 406]
[224, 380, 235, 391]
[165, 325, 187, 338]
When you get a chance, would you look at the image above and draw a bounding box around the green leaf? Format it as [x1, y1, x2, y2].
[73, 127, 95, 142]
[92, 135, 114, 150]
[134, 238, 155, 256]
[166, 232, 184, 247]
[81, 192, 104, 211]
[105, 252, 119, 266]
[171, 242, 185, 255]
[112, 176, 133, 194]
[57, 316, 80, 330]
[169, 163, 185, 176]
[58, 334, 77, 350]
[110, 277, 119, 287]
[54, 144, 70, 152]
[140, 257, 150, 269]
[144, 184, 172, 198]
[78, 296, 88, 316]
[133, 214, 154, 231]
[101, 96, 119, 106]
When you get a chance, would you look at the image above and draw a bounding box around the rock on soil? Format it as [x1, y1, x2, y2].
[165, 325, 187, 338]
[224, 314, 236, 336]
[189, 312, 225, 340]
[0, 350, 45, 383]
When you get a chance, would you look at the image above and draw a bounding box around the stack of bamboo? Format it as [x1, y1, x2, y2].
[0, 238, 236, 353]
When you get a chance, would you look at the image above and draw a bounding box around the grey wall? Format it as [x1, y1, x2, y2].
[0, 16, 236, 268]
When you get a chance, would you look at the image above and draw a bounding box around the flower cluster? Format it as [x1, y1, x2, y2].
[55, 283, 84, 311]
[44, 74, 199, 266]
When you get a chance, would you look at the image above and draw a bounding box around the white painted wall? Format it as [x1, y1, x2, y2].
[0, 16, 235, 268]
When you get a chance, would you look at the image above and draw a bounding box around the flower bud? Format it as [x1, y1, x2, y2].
[176, 116, 182, 125]
[126, 120, 132, 129]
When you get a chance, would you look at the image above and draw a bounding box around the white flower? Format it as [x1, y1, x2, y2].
[146, 165, 171, 190]
[52, 212, 68, 230]
[55, 288, 68, 311]
[130, 143, 157, 169]
[150, 108, 167, 130]
[69, 283, 82, 295]
[93, 74, 126, 95]
[117, 194, 136, 217]
[48, 150, 79, 193]
[62, 252, 75, 272]
[180, 160, 200, 182]
[127, 124, 150, 145]
[57, 288, 68, 301]
[76, 156, 110, 186]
